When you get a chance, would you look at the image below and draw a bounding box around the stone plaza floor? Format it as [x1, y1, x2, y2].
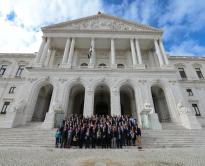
[0, 147, 205, 166]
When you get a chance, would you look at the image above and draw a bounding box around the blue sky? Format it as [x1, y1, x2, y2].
[0, 0, 205, 56]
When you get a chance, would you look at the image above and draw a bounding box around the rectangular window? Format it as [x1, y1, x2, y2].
[16, 65, 25, 77]
[192, 104, 201, 116]
[178, 67, 187, 80]
[1, 102, 10, 114]
[186, 88, 193, 96]
[195, 68, 204, 79]
[9, 87, 16, 94]
[0, 65, 8, 76]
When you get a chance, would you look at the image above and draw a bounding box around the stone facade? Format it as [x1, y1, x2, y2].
[0, 13, 204, 129]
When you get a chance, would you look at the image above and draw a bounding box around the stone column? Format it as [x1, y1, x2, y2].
[40, 38, 51, 63]
[135, 39, 143, 65]
[130, 38, 137, 66]
[111, 88, 121, 116]
[44, 48, 52, 66]
[49, 50, 56, 67]
[154, 39, 164, 67]
[67, 38, 75, 68]
[89, 38, 96, 68]
[83, 87, 94, 117]
[111, 38, 116, 68]
[62, 38, 71, 64]
[35, 37, 46, 63]
[159, 39, 169, 65]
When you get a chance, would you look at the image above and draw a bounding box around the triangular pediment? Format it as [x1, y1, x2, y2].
[42, 13, 162, 33]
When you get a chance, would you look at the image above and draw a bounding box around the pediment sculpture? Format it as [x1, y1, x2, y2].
[65, 17, 142, 31]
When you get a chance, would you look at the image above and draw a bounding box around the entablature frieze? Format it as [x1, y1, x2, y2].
[0, 76, 26, 82]
[178, 79, 205, 84]
[43, 31, 162, 40]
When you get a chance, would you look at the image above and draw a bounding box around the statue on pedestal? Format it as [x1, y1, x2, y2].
[177, 101, 190, 115]
[12, 99, 26, 113]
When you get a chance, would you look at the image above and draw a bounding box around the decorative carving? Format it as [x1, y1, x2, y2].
[177, 101, 191, 115]
[27, 78, 37, 83]
[101, 77, 105, 82]
[112, 87, 119, 95]
[45, 76, 49, 81]
[65, 17, 143, 31]
[11, 99, 26, 113]
[168, 80, 176, 85]
[144, 102, 152, 109]
[52, 101, 62, 111]
[76, 76, 81, 82]
[59, 78, 67, 84]
[138, 80, 147, 84]
[87, 87, 94, 95]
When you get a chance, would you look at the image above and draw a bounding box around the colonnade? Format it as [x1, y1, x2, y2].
[34, 37, 169, 68]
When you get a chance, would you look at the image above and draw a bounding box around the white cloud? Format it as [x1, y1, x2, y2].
[0, 0, 204, 56]
[169, 40, 205, 56]
[0, 0, 103, 53]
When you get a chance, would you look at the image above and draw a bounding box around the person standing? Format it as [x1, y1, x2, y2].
[55, 128, 61, 148]
[61, 126, 68, 148]
[116, 126, 122, 148]
[136, 125, 142, 149]
[84, 127, 90, 148]
[67, 127, 73, 148]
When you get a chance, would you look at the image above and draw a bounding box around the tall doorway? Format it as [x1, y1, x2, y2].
[67, 84, 85, 118]
[151, 86, 171, 122]
[32, 84, 53, 122]
[94, 84, 110, 116]
[120, 85, 137, 117]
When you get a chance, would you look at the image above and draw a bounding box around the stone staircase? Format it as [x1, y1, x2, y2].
[0, 122, 205, 149]
[0, 123, 55, 148]
[196, 116, 205, 128]
[142, 123, 205, 149]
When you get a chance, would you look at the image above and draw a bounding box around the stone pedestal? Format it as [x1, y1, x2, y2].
[42, 111, 55, 129]
[180, 113, 201, 129]
[54, 109, 65, 128]
[177, 104, 201, 129]
[148, 113, 162, 130]
[140, 106, 152, 129]
[141, 113, 149, 129]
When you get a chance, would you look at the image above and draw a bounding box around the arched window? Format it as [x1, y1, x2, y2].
[117, 64, 125, 68]
[98, 63, 107, 68]
[80, 63, 88, 67]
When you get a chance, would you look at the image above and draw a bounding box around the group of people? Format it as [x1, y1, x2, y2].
[55, 114, 142, 149]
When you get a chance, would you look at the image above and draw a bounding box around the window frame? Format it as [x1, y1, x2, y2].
[16, 65, 25, 77]
[9, 86, 16, 94]
[195, 68, 204, 79]
[178, 67, 187, 80]
[192, 103, 201, 116]
[0, 64, 8, 76]
[186, 88, 193, 96]
[1, 101, 10, 114]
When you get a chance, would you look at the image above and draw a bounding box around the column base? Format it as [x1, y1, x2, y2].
[160, 64, 174, 70]
[88, 64, 95, 68]
[60, 64, 72, 68]
[32, 63, 43, 68]
[111, 64, 117, 69]
[133, 64, 146, 69]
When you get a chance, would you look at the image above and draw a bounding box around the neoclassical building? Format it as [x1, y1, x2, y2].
[0, 13, 204, 129]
